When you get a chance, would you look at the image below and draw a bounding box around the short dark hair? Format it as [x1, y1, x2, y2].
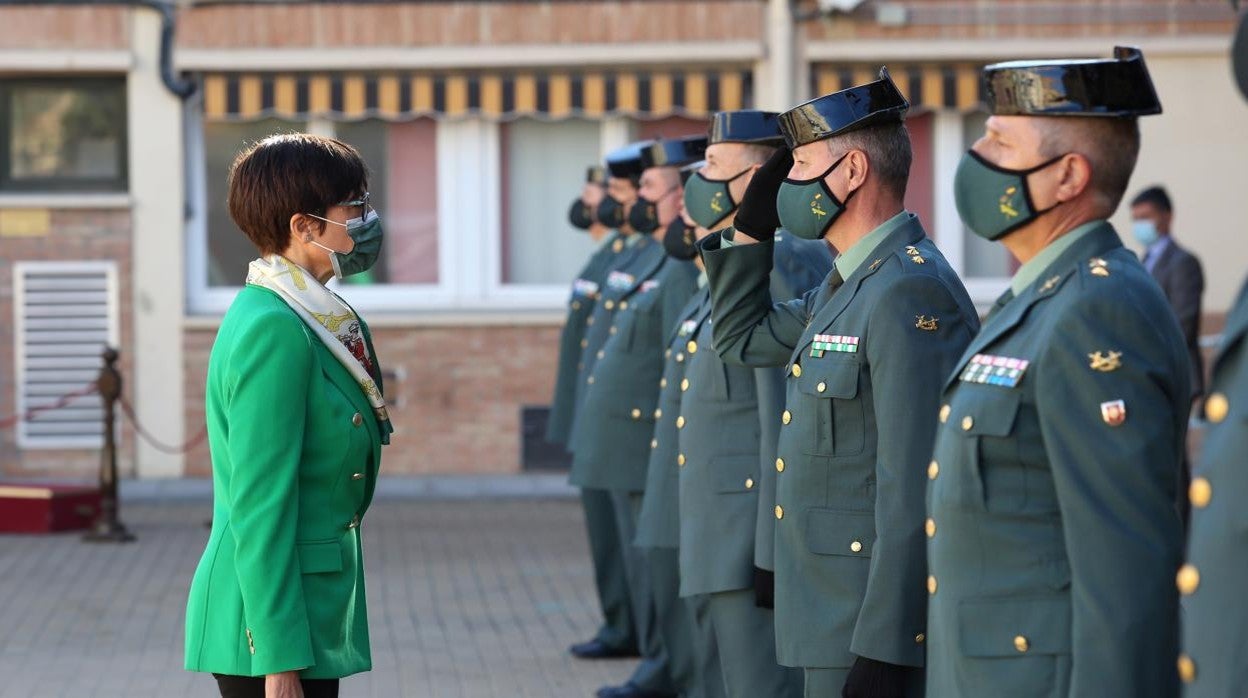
[1131, 186, 1172, 213]
[1037, 117, 1140, 213]
[227, 133, 368, 255]
[834, 123, 913, 201]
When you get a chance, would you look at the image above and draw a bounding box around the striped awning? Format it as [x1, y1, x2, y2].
[810, 64, 985, 112]
[201, 69, 754, 122]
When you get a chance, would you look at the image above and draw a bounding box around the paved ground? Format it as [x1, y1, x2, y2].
[0, 479, 634, 697]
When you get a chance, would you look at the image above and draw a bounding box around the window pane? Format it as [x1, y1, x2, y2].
[500, 118, 601, 285]
[335, 119, 439, 285]
[204, 119, 306, 286]
[961, 111, 1017, 279]
[6, 81, 126, 188]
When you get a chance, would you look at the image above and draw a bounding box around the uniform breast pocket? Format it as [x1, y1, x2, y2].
[795, 359, 863, 457]
[623, 297, 661, 353]
[960, 389, 1025, 512]
[957, 594, 1071, 698]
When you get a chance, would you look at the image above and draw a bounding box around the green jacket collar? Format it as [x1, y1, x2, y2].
[1009, 220, 1104, 296]
[833, 211, 912, 280]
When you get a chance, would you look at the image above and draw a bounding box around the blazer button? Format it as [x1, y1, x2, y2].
[1177, 564, 1201, 595]
[961, 416, 974, 431]
[687, 340, 698, 354]
[681, 378, 690, 392]
[351, 472, 365, 481]
[676, 416, 686, 429]
[352, 412, 363, 427]
[1190, 477, 1212, 509]
[925, 518, 936, 538]
[605, 300, 615, 310]
[915, 633, 926, 644]
[775, 458, 785, 473]
[781, 410, 792, 425]
[790, 363, 802, 378]
[928, 460, 939, 480]
[816, 381, 827, 393]
[654, 408, 662, 419]
[939, 404, 951, 423]
[677, 454, 686, 467]
[660, 378, 667, 388]
[1178, 654, 1197, 684]
[850, 540, 863, 553]
[745, 478, 754, 489]
[631, 408, 642, 420]
[774, 505, 784, 520]
[1013, 635, 1030, 653]
[1206, 392, 1228, 423]
[927, 575, 937, 595]
[346, 515, 360, 530]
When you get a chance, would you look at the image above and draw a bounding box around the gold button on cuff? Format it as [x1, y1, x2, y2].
[745, 478, 754, 489]
[961, 416, 974, 431]
[631, 408, 642, 420]
[1178, 654, 1196, 684]
[774, 505, 784, 520]
[925, 518, 936, 538]
[850, 541, 863, 553]
[687, 340, 698, 354]
[816, 381, 827, 393]
[1177, 564, 1201, 595]
[678, 454, 686, 466]
[928, 461, 939, 480]
[1206, 392, 1229, 423]
[781, 410, 792, 425]
[351, 472, 364, 481]
[681, 378, 690, 392]
[676, 416, 686, 429]
[915, 633, 926, 644]
[1190, 477, 1212, 509]
[1013, 635, 1030, 653]
[352, 412, 363, 427]
[650, 439, 658, 449]
[775, 458, 785, 473]
[939, 404, 951, 423]
[927, 575, 937, 595]
[791, 364, 802, 378]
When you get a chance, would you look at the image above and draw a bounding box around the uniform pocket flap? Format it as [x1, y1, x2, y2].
[297, 540, 343, 574]
[797, 359, 860, 399]
[804, 507, 874, 557]
[962, 390, 1021, 437]
[958, 594, 1071, 657]
[711, 454, 758, 493]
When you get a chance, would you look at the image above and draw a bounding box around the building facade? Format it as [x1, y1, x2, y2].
[0, 0, 1241, 479]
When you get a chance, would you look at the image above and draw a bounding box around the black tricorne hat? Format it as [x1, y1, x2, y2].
[605, 141, 654, 181]
[983, 46, 1163, 117]
[639, 136, 709, 170]
[709, 110, 785, 146]
[778, 67, 909, 150]
[586, 166, 606, 185]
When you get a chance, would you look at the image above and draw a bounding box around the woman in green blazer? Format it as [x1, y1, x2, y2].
[184, 133, 392, 698]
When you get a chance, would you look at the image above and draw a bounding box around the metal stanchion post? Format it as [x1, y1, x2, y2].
[84, 347, 135, 543]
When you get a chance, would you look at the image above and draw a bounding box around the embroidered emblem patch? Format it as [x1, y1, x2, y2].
[905, 245, 926, 264]
[959, 353, 1030, 388]
[607, 271, 635, 290]
[915, 315, 939, 331]
[573, 279, 600, 298]
[810, 334, 859, 358]
[1101, 399, 1126, 427]
[1000, 185, 1021, 219]
[1088, 350, 1122, 372]
[1089, 258, 1110, 277]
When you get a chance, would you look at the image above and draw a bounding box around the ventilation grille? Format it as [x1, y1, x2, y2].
[14, 262, 119, 449]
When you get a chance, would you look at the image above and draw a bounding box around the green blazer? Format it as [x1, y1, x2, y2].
[1182, 279, 1248, 698]
[185, 285, 384, 679]
[546, 233, 621, 447]
[926, 223, 1188, 698]
[701, 214, 977, 671]
[570, 251, 700, 492]
[634, 288, 709, 550]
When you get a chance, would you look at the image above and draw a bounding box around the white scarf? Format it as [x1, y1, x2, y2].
[246, 255, 392, 444]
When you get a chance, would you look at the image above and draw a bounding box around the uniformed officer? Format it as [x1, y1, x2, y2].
[568, 143, 655, 662]
[925, 47, 1190, 698]
[677, 110, 831, 698]
[1179, 21, 1248, 697]
[572, 136, 707, 698]
[699, 70, 979, 698]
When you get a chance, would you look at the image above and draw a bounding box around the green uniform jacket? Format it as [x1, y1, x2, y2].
[701, 214, 977, 670]
[570, 251, 700, 492]
[926, 223, 1188, 698]
[547, 233, 622, 446]
[1182, 279, 1248, 698]
[185, 286, 384, 679]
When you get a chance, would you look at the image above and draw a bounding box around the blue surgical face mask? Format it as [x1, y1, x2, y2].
[307, 204, 384, 280]
[1131, 219, 1160, 247]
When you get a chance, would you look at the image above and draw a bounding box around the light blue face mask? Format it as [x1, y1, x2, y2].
[1131, 219, 1160, 247]
[307, 195, 384, 280]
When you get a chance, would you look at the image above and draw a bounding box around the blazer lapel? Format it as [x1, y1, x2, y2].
[314, 340, 383, 449]
[665, 287, 711, 345]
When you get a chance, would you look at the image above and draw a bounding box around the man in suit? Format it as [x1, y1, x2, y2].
[925, 47, 1190, 698]
[1131, 186, 1205, 526]
[698, 70, 979, 697]
[573, 137, 707, 698]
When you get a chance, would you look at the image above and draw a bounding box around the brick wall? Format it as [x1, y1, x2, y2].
[0, 6, 129, 50]
[179, 0, 764, 48]
[183, 322, 562, 477]
[0, 209, 135, 479]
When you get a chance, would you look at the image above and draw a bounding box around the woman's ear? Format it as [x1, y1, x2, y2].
[288, 213, 320, 242]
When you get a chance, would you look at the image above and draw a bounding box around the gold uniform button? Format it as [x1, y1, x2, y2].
[816, 381, 827, 393]
[850, 540, 863, 553]
[631, 408, 642, 420]
[597, 350, 605, 359]
[666, 349, 672, 358]
[352, 412, 363, 427]
[775, 505, 784, 520]
[676, 353, 685, 363]
[676, 416, 686, 429]
[961, 416, 974, 431]
[609, 326, 617, 335]
[650, 439, 658, 449]
[681, 378, 690, 392]
[925, 518, 936, 538]
[655, 409, 663, 419]
[1013, 635, 1030, 653]
[939, 404, 951, 423]
[678, 454, 686, 466]
[1178, 654, 1196, 684]
[620, 301, 629, 310]
[928, 461, 939, 480]
[915, 633, 926, 644]
[1177, 564, 1201, 595]
[587, 317, 594, 326]
[580, 339, 588, 348]
[927, 575, 937, 595]
[687, 340, 698, 354]
[782, 410, 792, 425]
[605, 300, 615, 310]
[791, 363, 802, 378]
[1206, 392, 1229, 423]
[1190, 477, 1212, 509]
[612, 239, 624, 253]
[587, 376, 595, 385]
[351, 472, 364, 481]
[775, 458, 785, 473]
[572, 301, 582, 310]
[745, 478, 754, 489]
[660, 378, 667, 388]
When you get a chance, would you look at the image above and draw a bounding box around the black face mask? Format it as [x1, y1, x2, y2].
[567, 198, 595, 230]
[596, 196, 626, 229]
[628, 195, 662, 234]
[662, 217, 698, 260]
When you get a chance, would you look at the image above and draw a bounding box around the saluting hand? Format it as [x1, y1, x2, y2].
[266, 672, 304, 698]
[731, 147, 793, 242]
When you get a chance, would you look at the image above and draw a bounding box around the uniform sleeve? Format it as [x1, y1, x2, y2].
[700, 231, 817, 369]
[224, 313, 316, 675]
[1034, 291, 1186, 695]
[852, 274, 976, 667]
